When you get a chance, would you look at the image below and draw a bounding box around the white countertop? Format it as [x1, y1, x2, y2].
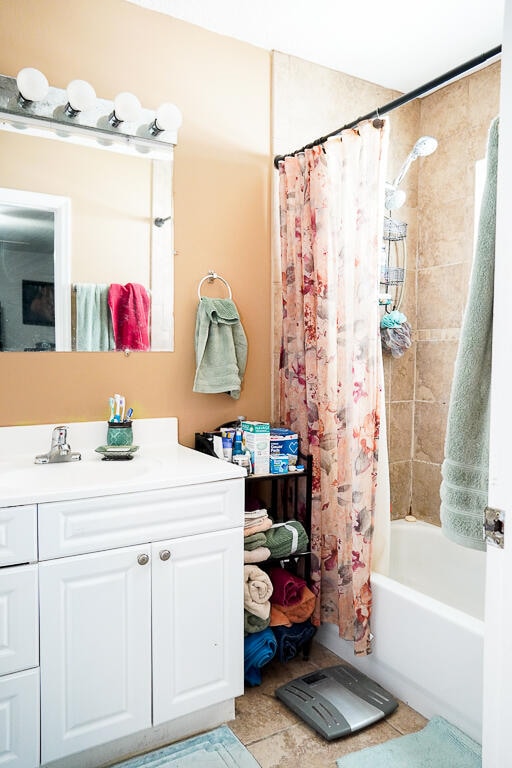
[0, 418, 246, 506]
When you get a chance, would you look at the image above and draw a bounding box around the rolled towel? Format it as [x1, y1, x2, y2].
[265, 520, 308, 558]
[271, 620, 317, 663]
[244, 609, 270, 636]
[268, 567, 307, 606]
[244, 516, 273, 537]
[244, 565, 273, 619]
[278, 586, 316, 623]
[244, 532, 268, 551]
[244, 547, 271, 564]
[244, 628, 277, 686]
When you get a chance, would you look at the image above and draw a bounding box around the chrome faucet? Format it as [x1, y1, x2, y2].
[34, 426, 82, 464]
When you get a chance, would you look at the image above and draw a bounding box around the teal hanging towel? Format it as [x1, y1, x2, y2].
[440, 116, 499, 550]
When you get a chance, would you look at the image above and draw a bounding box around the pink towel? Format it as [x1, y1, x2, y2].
[268, 567, 307, 606]
[108, 283, 150, 351]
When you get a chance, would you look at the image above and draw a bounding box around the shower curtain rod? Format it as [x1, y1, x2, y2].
[273, 44, 502, 168]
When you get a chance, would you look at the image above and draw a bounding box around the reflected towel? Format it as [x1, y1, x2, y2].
[243, 565, 273, 619]
[244, 628, 277, 686]
[75, 283, 114, 351]
[108, 282, 150, 351]
[268, 567, 306, 606]
[193, 298, 247, 399]
[440, 117, 499, 551]
[271, 620, 317, 662]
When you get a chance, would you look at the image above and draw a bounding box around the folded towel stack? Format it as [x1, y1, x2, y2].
[244, 610, 270, 635]
[268, 566, 306, 606]
[264, 520, 309, 558]
[244, 510, 272, 563]
[244, 627, 277, 686]
[272, 620, 317, 663]
[244, 509, 273, 537]
[267, 567, 316, 658]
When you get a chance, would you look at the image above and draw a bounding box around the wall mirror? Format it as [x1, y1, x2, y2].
[0, 72, 178, 352]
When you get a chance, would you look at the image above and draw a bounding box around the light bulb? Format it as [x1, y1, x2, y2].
[149, 102, 183, 135]
[65, 79, 96, 117]
[108, 92, 142, 127]
[16, 67, 49, 105]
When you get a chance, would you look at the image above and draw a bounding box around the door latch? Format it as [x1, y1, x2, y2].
[484, 506, 505, 549]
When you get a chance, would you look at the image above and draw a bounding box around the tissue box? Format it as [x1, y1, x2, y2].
[241, 421, 270, 474]
[270, 427, 298, 465]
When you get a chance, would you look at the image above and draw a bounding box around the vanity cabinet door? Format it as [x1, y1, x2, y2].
[39, 544, 152, 764]
[152, 527, 244, 725]
[0, 565, 38, 676]
[0, 668, 39, 768]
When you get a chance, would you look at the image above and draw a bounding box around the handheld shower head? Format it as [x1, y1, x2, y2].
[392, 135, 438, 188]
[411, 135, 438, 158]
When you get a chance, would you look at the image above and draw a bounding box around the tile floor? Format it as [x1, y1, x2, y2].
[229, 641, 427, 768]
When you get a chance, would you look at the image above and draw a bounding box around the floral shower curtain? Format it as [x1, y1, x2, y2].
[278, 120, 388, 655]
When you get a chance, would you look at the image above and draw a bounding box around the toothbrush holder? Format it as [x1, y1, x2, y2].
[107, 421, 133, 447]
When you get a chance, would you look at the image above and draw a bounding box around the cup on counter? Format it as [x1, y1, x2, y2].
[107, 421, 133, 447]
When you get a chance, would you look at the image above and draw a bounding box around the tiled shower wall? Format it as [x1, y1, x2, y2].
[407, 61, 501, 523]
[272, 53, 501, 526]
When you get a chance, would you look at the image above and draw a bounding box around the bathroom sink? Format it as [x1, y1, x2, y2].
[0, 452, 156, 499]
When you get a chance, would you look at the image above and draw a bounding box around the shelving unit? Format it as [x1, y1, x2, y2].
[245, 454, 312, 571]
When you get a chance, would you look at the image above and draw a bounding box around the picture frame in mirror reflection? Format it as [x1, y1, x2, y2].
[22, 280, 55, 327]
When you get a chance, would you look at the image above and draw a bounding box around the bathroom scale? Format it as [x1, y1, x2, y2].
[275, 663, 398, 741]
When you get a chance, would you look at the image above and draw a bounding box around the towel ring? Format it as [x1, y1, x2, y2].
[197, 270, 232, 300]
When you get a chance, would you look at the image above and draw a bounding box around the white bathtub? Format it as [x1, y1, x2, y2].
[316, 519, 486, 742]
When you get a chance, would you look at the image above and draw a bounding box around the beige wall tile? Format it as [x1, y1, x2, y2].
[389, 401, 414, 462]
[389, 461, 412, 519]
[388, 346, 415, 402]
[417, 264, 467, 330]
[414, 402, 448, 463]
[415, 340, 458, 403]
[412, 461, 442, 524]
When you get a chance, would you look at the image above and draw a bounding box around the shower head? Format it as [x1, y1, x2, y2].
[393, 135, 438, 188]
[411, 135, 438, 158]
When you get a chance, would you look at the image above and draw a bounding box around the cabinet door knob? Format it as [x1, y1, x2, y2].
[137, 553, 150, 566]
[159, 549, 171, 561]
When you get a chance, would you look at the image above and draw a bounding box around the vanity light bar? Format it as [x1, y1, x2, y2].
[0, 72, 181, 156]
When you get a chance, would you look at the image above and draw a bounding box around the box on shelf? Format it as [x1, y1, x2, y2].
[270, 427, 298, 466]
[241, 421, 270, 474]
[270, 455, 289, 474]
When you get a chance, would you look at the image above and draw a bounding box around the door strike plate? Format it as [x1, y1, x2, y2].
[484, 506, 505, 549]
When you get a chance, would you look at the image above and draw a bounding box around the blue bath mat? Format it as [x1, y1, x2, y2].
[336, 716, 481, 768]
[112, 725, 260, 767]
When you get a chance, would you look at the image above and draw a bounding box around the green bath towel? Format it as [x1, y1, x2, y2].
[75, 283, 115, 351]
[193, 298, 247, 400]
[440, 117, 499, 551]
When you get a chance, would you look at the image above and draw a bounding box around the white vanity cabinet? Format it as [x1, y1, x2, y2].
[37, 480, 244, 764]
[0, 505, 40, 768]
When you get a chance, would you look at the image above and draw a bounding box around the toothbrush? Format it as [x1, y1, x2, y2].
[126, 407, 133, 421]
[114, 394, 121, 422]
[120, 395, 126, 422]
[109, 397, 115, 422]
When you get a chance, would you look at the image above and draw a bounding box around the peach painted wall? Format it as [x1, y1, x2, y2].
[0, 0, 271, 446]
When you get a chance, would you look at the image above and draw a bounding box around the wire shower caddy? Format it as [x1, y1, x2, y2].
[380, 216, 407, 311]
